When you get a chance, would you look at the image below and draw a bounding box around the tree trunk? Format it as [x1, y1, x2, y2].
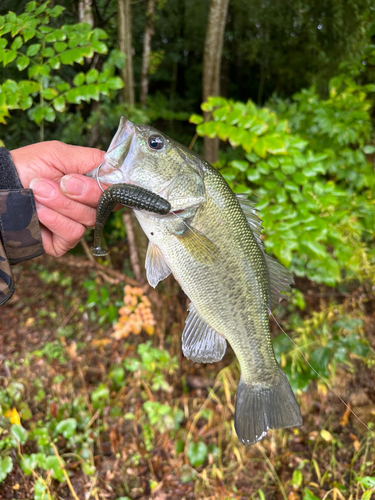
[79, 0, 94, 26]
[118, 0, 135, 105]
[140, 0, 156, 108]
[202, 0, 229, 164]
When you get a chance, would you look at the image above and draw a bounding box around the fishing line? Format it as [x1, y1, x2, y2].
[168, 209, 374, 434]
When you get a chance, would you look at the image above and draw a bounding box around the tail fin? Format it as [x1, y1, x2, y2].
[234, 368, 302, 445]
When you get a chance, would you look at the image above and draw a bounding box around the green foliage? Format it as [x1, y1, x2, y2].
[0, 1, 123, 138]
[193, 74, 375, 286]
[83, 278, 121, 325]
[187, 440, 208, 467]
[0, 455, 13, 482]
[274, 306, 370, 391]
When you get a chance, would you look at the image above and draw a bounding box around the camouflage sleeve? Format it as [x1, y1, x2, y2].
[0, 237, 15, 306]
[0, 147, 44, 306]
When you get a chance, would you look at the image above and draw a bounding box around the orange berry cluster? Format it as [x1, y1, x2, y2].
[113, 285, 156, 339]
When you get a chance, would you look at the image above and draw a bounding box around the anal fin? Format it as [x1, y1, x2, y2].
[182, 302, 226, 363]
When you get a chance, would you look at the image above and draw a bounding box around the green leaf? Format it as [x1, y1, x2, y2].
[86, 68, 99, 84]
[73, 72, 85, 86]
[54, 41, 67, 52]
[291, 469, 303, 488]
[303, 488, 320, 500]
[3, 50, 17, 66]
[19, 96, 33, 110]
[91, 40, 108, 54]
[23, 30, 36, 43]
[11, 36, 23, 50]
[3, 79, 18, 93]
[16, 55, 30, 71]
[48, 56, 60, 69]
[264, 134, 287, 155]
[19, 80, 39, 94]
[11, 424, 28, 444]
[189, 114, 203, 125]
[254, 138, 267, 158]
[34, 478, 52, 500]
[42, 47, 54, 58]
[44, 456, 65, 482]
[42, 88, 58, 100]
[230, 160, 248, 172]
[0, 456, 13, 482]
[53, 96, 65, 112]
[105, 77, 123, 90]
[26, 43, 41, 57]
[0, 39, 7, 49]
[187, 441, 208, 467]
[55, 418, 77, 439]
[363, 145, 375, 154]
[44, 107, 56, 122]
[49, 5, 65, 17]
[26, 1, 37, 12]
[91, 384, 109, 406]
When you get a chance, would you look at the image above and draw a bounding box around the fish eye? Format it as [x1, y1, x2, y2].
[148, 135, 164, 151]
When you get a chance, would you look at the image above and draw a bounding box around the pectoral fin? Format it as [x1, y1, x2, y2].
[174, 225, 220, 264]
[182, 302, 226, 363]
[145, 242, 171, 288]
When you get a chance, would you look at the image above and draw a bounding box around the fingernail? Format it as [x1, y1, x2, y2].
[30, 179, 55, 199]
[34, 200, 45, 211]
[61, 175, 87, 196]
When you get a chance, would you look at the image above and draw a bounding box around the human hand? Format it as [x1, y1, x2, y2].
[11, 141, 104, 257]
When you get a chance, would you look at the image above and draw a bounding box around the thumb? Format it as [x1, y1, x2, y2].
[60, 173, 103, 208]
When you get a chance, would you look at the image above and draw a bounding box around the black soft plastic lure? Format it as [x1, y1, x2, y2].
[91, 183, 171, 256]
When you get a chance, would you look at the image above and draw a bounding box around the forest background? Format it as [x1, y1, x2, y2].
[0, 0, 375, 499]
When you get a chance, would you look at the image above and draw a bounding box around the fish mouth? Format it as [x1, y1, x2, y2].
[85, 117, 135, 185]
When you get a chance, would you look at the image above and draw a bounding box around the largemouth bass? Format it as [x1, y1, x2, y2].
[88, 117, 303, 445]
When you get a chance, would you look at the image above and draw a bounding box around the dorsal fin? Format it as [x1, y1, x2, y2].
[182, 302, 227, 363]
[236, 194, 294, 310]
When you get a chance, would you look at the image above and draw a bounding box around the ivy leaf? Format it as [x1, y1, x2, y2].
[187, 441, 208, 467]
[16, 55, 30, 71]
[0, 456, 13, 482]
